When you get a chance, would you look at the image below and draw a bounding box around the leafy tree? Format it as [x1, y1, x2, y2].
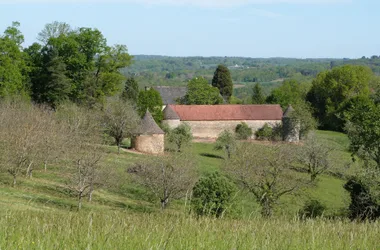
[288, 102, 317, 139]
[122, 77, 139, 104]
[192, 172, 236, 218]
[103, 98, 140, 154]
[0, 22, 29, 97]
[166, 123, 193, 152]
[128, 152, 197, 209]
[235, 122, 252, 140]
[214, 130, 237, 159]
[345, 99, 380, 169]
[137, 88, 163, 123]
[307, 65, 373, 131]
[30, 26, 132, 106]
[225, 144, 307, 217]
[251, 83, 266, 104]
[182, 77, 223, 105]
[212, 65, 233, 99]
[266, 79, 309, 108]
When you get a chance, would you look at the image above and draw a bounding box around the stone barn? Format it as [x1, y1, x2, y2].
[162, 104, 283, 139]
[133, 111, 165, 154]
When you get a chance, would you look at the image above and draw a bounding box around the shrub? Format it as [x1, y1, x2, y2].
[344, 176, 380, 221]
[271, 123, 283, 141]
[299, 200, 326, 219]
[235, 122, 252, 140]
[192, 172, 236, 218]
[255, 123, 273, 141]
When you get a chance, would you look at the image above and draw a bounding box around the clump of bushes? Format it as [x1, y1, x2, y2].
[191, 172, 236, 218]
[255, 123, 273, 140]
[235, 122, 252, 140]
[255, 123, 283, 141]
[299, 199, 326, 219]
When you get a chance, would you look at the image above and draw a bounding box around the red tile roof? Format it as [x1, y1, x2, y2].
[168, 105, 283, 121]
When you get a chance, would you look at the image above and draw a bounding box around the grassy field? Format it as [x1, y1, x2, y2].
[0, 130, 378, 249]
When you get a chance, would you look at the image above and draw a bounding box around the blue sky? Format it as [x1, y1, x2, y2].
[0, 0, 378, 58]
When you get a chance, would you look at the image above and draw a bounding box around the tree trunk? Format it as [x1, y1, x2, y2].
[26, 161, 33, 178]
[12, 175, 17, 187]
[78, 193, 83, 210]
[44, 160, 47, 172]
[161, 198, 169, 210]
[261, 198, 273, 218]
[311, 173, 317, 182]
[88, 185, 93, 202]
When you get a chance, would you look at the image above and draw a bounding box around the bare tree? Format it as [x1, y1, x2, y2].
[103, 97, 140, 154]
[298, 133, 331, 182]
[128, 152, 197, 209]
[225, 143, 308, 217]
[56, 103, 108, 209]
[0, 101, 49, 185]
[37, 21, 71, 44]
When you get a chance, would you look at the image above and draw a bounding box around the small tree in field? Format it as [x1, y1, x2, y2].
[298, 133, 331, 182]
[214, 130, 237, 159]
[166, 123, 193, 152]
[103, 97, 140, 154]
[128, 152, 197, 209]
[57, 103, 109, 209]
[225, 143, 307, 217]
[192, 172, 236, 218]
[235, 122, 252, 140]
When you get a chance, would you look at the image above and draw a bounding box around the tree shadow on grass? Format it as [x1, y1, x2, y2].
[199, 153, 224, 160]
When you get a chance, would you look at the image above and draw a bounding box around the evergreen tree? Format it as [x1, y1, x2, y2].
[251, 83, 266, 104]
[122, 77, 139, 104]
[212, 65, 233, 100]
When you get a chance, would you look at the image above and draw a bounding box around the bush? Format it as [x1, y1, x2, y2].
[299, 200, 326, 219]
[255, 123, 273, 141]
[344, 177, 380, 221]
[191, 172, 236, 218]
[271, 123, 283, 141]
[235, 122, 252, 140]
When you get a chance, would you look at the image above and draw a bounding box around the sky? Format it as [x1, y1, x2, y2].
[0, 0, 378, 58]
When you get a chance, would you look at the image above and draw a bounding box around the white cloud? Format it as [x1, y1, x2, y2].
[0, 0, 352, 7]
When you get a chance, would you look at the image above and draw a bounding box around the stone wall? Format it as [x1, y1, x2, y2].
[174, 120, 281, 139]
[134, 134, 164, 154]
[162, 119, 181, 129]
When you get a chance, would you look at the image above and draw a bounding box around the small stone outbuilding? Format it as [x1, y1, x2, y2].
[282, 105, 300, 143]
[133, 111, 165, 154]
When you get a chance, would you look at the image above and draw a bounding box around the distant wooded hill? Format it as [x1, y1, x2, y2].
[122, 55, 380, 100]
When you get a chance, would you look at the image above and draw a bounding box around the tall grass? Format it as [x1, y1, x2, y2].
[0, 210, 379, 249]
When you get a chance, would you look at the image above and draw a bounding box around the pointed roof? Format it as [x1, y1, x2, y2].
[283, 105, 295, 118]
[163, 105, 180, 120]
[139, 111, 165, 135]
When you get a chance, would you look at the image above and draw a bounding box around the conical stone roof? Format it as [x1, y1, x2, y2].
[283, 105, 295, 118]
[163, 105, 180, 120]
[139, 111, 165, 135]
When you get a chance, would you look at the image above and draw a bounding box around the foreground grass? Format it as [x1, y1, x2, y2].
[0, 210, 378, 250]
